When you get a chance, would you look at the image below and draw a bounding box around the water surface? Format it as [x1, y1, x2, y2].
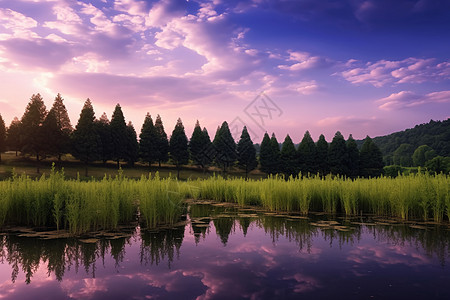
[1, 204, 449, 299]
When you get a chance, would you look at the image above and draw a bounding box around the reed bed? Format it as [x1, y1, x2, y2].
[0, 167, 184, 234]
[1, 169, 449, 234]
[190, 172, 450, 221]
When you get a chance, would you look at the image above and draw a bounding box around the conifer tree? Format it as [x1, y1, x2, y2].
[189, 120, 206, 167]
[297, 131, 317, 175]
[154, 114, 169, 167]
[110, 104, 128, 168]
[0, 114, 5, 163]
[359, 136, 384, 177]
[236, 126, 257, 179]
[280, 134, 297, 177]
[41, 110, 61, 158]
[71, 99, 100, 176]
[328, 131, 349, 176]
[316, 134, 329, 176]
[94, 112, 112, 164]
[259, 133, 272, 174]
[269, 133, 280, 175]
[6, 117, 21, 156]
[213, 121, 236, 172]
[200, 127, 213, 169]
[125, 121, 139, 167]
[48, 93, 72, 160]
[346, 134, 360, 178]
[139, 113, 158, 166]
[20, 94, 47, 163]
[169, 118, 189, 179]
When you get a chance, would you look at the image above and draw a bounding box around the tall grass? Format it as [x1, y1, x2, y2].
[1, 169, 449, 234]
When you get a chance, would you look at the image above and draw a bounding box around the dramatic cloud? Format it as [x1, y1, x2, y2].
[376, 90, 450, 111]
[340, 58, 450, 87]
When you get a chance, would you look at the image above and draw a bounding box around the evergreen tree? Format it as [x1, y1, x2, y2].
[0, 114, 5, 163]
[154, 114, 169, 167]
[316, 134, 329, 176]
[20, 94, 47, 165]
[236, 126, 257, 179]
[297, 131, 317, 175]
[199, 127, 213, 169]
[280, 134, 297, 177]
[213, 121, 236, 172]
[48, 93, 72, 160]
[328, 131, 349, 176]
[412, 145, 436, 167]
[71, 99, 100, 176]
[169, 118, 189, 179]
[110, 104, 128, 168]
[189, 120, 206, 167]
[259, 133, 272, 174]
[269, 133, 281, 175]
[94, 112, 112, 164]
[6, 117, 21, 156]
[346, 134, 360, 178]
[139, 113, 158, 166]
[359, 136, 384, 177]
[125, 121, 139, 167]
[41, 110, 61, 158]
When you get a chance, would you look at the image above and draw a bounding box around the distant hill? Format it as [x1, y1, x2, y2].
[356, 119, 450, 164]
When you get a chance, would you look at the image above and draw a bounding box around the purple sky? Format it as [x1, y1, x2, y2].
[0, 0, 449, 142]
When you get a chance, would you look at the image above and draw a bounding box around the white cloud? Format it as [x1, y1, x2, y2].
[376, 90, 450, 110]
[0, 8, 38, 39]
[340, 58, 450, 87]
[278, 51, 331, 71]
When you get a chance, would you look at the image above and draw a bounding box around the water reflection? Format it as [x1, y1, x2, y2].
[1, 204, 450, 299]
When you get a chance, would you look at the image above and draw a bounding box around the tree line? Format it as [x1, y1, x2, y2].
[0, 93, 384, 178]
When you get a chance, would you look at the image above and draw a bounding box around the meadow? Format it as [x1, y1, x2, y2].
[0, 165, 449, 234]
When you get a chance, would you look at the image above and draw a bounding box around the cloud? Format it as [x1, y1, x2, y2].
[278, 51, 332, 71]
[376, 90, 450, 111]
[339, 58, 450, 87]
[0, 8, 38, 40]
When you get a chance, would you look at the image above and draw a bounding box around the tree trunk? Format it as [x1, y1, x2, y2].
[158, 160, 161, 168]
[177, 166, 180, 180]
[36, 153, 40, 174]
[0, 153, 2, 163]
[58, 153, 62, 161]
[117, 160, 120, 169]
[85, 162, 88, 177]
[245, 167, 248, 180]
[15, 150, 18, 156]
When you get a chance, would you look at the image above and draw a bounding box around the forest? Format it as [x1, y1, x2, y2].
[0, 93, 448, 178]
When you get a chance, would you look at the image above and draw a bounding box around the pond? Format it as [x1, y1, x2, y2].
[1, 202, 450, 300]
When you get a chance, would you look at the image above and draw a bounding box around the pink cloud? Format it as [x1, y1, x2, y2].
[278, 51, 332, 71]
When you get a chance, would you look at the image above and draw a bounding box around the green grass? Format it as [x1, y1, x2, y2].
[1, 158, 449, 235]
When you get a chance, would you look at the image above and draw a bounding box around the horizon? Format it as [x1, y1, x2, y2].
[1, 0, 449, 142]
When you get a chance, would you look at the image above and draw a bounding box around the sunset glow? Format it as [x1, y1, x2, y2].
[0, 0, 449, 141]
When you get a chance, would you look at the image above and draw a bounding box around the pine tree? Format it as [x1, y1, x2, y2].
[297, 131, 317, 175]
[359, 136, 384, 177]
[236, 126, 257, 179]
[110, 104, 128, 168]
[316, 134, 329, 176]
[0, 114, 5, 163]
[6, 117, 21, 156]
[213, 121, 236, 172]
[169, 118, 189, 179]
[41, 110, 61, 158]
[48, 93, 72, 160]
[269, 133, 280, 175]
[125, 121, 139, 167]
[200, 127, 213, 169]
[328, 131, 349, 176]
[259, 133, 271, 174]
[154, 114, 169, 167]
[189, 120, 206, 167]
[20, 94, 47, 165]
[139, 113, 158, 166]
[280, 134, 297, 177]
[71, 99, 100, 176]
[346, 134, 360, 178]
[94, 112, 112, 164]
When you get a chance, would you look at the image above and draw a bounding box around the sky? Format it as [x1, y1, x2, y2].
[0, 0, 449, 143]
